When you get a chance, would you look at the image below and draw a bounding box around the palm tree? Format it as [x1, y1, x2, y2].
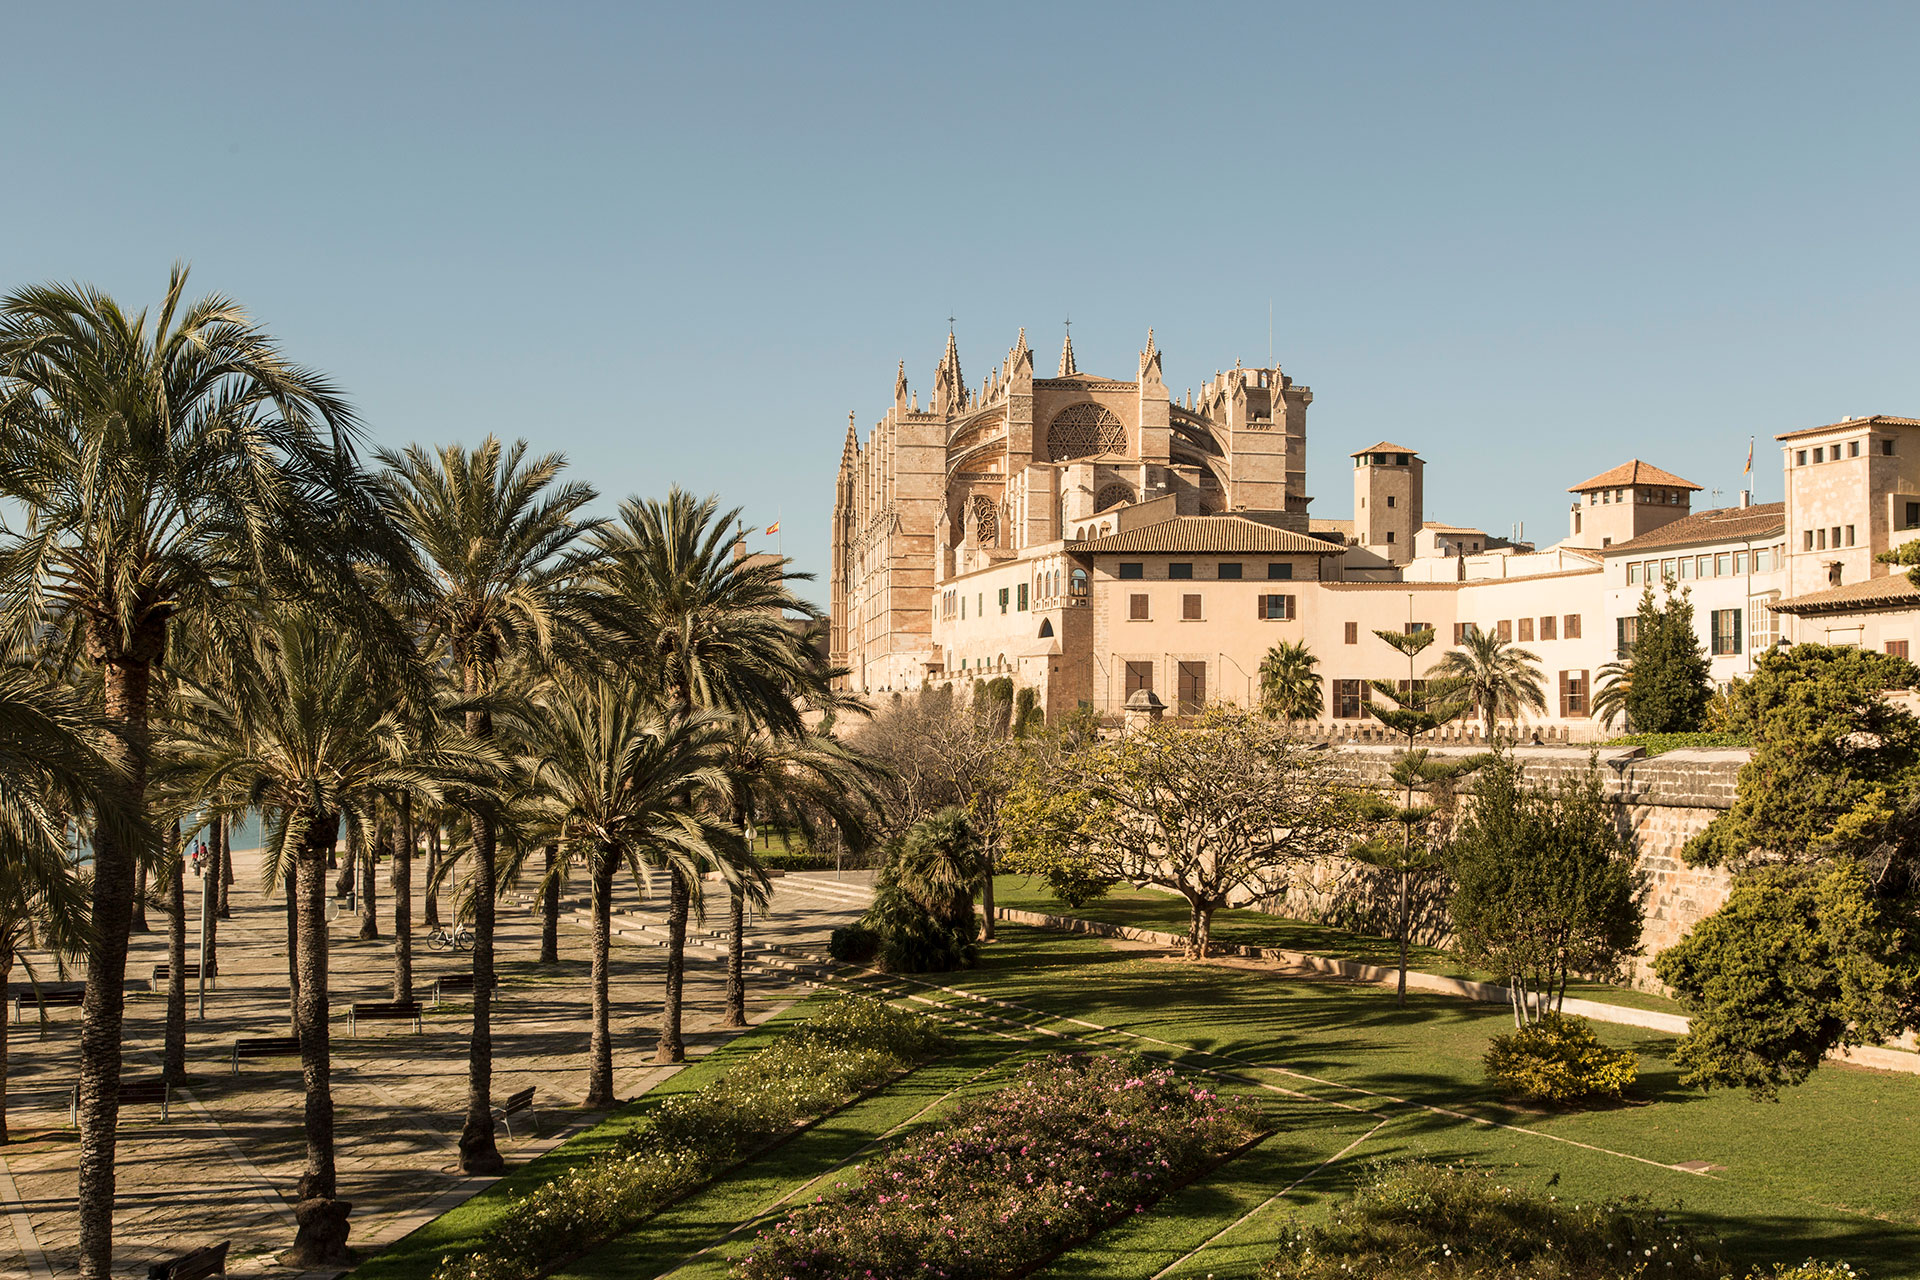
[377, 436, 601, 1173]
[1592, 659, 1632, 730]
[589, 488, 821, 1062]
[0, 269, 407, 1278]
[168, 614, 486, 1264]
[1430, 629, 1547, 742]
[525, 677, 743, 1106]
[1259, 640, 1323, 722]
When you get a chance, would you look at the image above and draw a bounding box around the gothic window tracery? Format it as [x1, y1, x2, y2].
[1046, 403, 1127, 462]
[970, 495, 999, 546]
[1094, 482, 1135, 512]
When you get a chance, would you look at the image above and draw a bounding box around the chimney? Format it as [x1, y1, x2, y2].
[1740, 490, 1752, 509]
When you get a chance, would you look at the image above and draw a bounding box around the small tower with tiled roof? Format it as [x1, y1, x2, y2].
[1566, 459, 1699, 550]
[1351, 441, 1425, 565]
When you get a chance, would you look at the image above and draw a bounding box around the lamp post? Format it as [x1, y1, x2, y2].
[196, 818, 213, 1020]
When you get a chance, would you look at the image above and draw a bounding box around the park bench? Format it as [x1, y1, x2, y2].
[70, 1078, 170, 1126]
[430, 972, 497, 1006]
[150, 960, 216, 990]
[13, 985, 85, 1023]
[490, 1085, 539, 1137]
[146, 1240, 229, 1280]
[347, 999, 422, 1036]
[230, 1035, 302, 1074]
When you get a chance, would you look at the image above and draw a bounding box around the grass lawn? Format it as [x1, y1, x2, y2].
[990, 873, 1684, 1015]
[355, 925, 1920, 1280]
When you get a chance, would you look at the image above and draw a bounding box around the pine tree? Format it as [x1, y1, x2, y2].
[1623, 580, 1713, 733]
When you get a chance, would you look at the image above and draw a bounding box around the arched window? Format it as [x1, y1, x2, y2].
[1070, 568, 1089, 597]
[1094, 482, 1135, 512]
[1038, 618, 1054, 638]
[1046, 403, 1127, 462]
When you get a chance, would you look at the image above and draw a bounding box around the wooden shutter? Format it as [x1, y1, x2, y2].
[1518, 618, 1534, 642]
[1178, 662, 1207, 714]
[1540, 615, 1557, 640]
[1344, 621, 1358, 645]
[1559, 670, 1571, 718]
[1130, 593, 1149, 620]
[1565, 614, 1581, 638]
[1183, 594, 1202, 620]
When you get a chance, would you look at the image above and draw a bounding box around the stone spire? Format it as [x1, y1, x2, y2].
[944, 326, 963, 392]
[1139, 327, 1162, 384]
[1058, 324, 1077, 377]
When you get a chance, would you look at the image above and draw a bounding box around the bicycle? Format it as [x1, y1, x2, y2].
[427, 924, 475, 951]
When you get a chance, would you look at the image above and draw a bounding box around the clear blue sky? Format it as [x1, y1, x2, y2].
[6, 2, 1917, 600]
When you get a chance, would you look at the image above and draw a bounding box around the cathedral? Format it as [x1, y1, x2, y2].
[830, 326, 1312, 694]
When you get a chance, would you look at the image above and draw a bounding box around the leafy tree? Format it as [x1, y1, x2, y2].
[378, 436, 600, 1173]
[1685, 643, 1920, 872]
[1258, 639, 1323, 722]
[1431, 629, 1546, 742]
[1655, 862, 1920, 1099]
[863, 807, 986, 972]
[1447, 753, 1645, 1026]
[1623, 580, 1713, 733]
[0, 269, 407, 1277]
[1012, 685, 1043, 738]
[1004, 706, 1354, 958]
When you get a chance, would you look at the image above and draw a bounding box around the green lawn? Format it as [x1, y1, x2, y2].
[990, 873, 1684, 1015]
[354, 925, 1920, 1280]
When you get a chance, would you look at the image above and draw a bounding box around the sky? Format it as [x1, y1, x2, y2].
[5, 2, 1919, 601]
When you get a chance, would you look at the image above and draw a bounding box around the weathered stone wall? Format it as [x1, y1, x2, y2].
[1257, 745, 1744, 991]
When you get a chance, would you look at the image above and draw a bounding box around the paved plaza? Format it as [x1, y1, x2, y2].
[0, 850, 871, 1280]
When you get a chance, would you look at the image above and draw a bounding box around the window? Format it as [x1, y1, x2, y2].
[1386, 531, 1396, 544]
[1907, 502, 1920, 530]
[1344, 621, 1359, 645]
[961, 596, 966, 619]
[1396, 454, 1409, 466]
[1678, 557, 1692, 580]
[1564, 613, 1581, 639]
[1016, 583, 1029, 611]
[998, 588, 1009, 614]
[1710, 609, 1743, 656]
[1750, 594, 1779, 648]
[1386, 495, 1397, 508]
[1218, 562, 1243, 580]
[1814, 447, 1824, 463]
[1733, 551, 1747, 574]
[1496, 620, 1512, 642]
[1885, 439, 1897, 456]
[1805, 530, 1816, 551]
[1070, 568, 1089, 597]
[1129, 594, 1149, 621]
[1559, 669, 1590, 718]
[1661, 558, 1678, 579]
[1169, 562, 1194, 580]
[1182, 594, 1203, 620]
[1889, 641, 1911, 660]
[978, 593, 983, 616]
[1797, 450, 1808, 465]
[1697, 555, 1711, 577]
[1627, 561, 1641, 585]
[1540, 615, 1557, 641]
[1333, 679, 1370, 719]
[1408, 620, 1431, 635]
[1125, 661, 1154, 696]
[1817, 529, 1827, 550]
[1851, 441, 1862, 458]
[1177, 662, 1207, 715]
[1453, 622, 1476, 644]
[1268, 562, 1293, 580]
[1832, 526, 1842, 548]
[1518, 617, 1535, 642]
[1259, 594, 1295, 620]
[1617, 615, 1638, 658]
[1846, 525, 1856, 547]
[1715, 553, 1731, 576]
[1119, 562, 1144, 580]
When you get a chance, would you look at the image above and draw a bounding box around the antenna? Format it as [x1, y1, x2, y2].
[1268, 299, 1273, 368]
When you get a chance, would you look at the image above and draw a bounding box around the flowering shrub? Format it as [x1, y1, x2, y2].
[433, 996, 946, 1280]
[1485, 1014, 1639, 1104]
[733, 1053, 1262, 1279]
[1752, 1265, 1864, 1280]
[1260, 1161, 1726, 1280]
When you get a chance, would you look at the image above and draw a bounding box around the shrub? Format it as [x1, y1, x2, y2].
[1484, 1014, 1638, 1104]
[433, 996, 946, 1280]
[1260, 1161, 1724, 1280]
[734, 1053, 1262, 1279]
[826, 922, 879, 964]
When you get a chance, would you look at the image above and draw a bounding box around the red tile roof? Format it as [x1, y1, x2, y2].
[1775, 415, 1920, 442]
[1071, 515, 1344, 556]
[1350, 442, 1420, 457]
[1603, 503, 1785, 555]
[1568, 460, 1701, 493]
[1773, 573, 1920, 615]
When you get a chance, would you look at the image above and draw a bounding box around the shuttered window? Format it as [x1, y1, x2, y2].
[1182, 594, 1203, 621]
[1177, 662, 1207, 715]
[1539, 615, 1557, 641]
[1518, 617, 1534, 642]
[1344, 621, 1358, 645]
[1129, 594, 1149, 621]
[1564, 614, 1582, 638]
[1559, 669, 1589, 718]
[1125, 661, 1154, 695]
[1259, 594, 1295, 620]
[1496, 620, 1512, 642]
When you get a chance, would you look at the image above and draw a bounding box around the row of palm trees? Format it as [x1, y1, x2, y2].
[0, 269, 876, 1271]
[1259, 629, 1551, 736]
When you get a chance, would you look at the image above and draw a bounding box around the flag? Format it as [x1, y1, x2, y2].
[1745, 436, 1753, 476]
[765, 521, 780, 536]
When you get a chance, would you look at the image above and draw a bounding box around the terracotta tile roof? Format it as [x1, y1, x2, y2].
[1350, 441, 1420, 457]
[1773, 573, 1920, 615]
[1071, 516, 1345, 556]
[1603, 502, 1785, 555]
[1568, 460, 1701, 493]
[1775, 414, 1920, 442]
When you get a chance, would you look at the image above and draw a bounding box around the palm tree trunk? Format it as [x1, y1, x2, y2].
[288, 811, 350, 1266]
[724, 887, 747, 1029]
[0, 949, 11, 1144]
[539, 843, 560, 966]
[132, 860, 149, 932]
[458, 806, 504, 1173]
[163, 822, 188, 1085]
[423, 824, 442, 931]
[979, 843, 996, 943]
[205, 814, 223, 972]
[585, 847, 617, 1108]
[655, 870, 691, 1063]
[75, 649, 153, 1280]
[218, 815, 233, 919]
[285, 879, 300, 1034]
[359, 820, 381, 941]
[393, 797, 414, 1004]
[334, 838, 355, 898]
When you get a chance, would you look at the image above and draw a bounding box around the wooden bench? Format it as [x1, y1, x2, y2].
[147, 1240, 229, 1280]
[150, 961, 216, 990]
[347, 999, 422, 1036]
[13, 986, 84, 1022]
[490, 1085, 538, 1137]
[230, 1036, 302, 1074]
[70, 1078, 170, 1126]
[430, 972, 497, 1006]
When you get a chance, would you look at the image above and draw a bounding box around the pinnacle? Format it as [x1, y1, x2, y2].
[1058, 327, 1077, 377]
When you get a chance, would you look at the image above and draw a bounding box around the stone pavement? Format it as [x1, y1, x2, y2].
[0, 851, 871, 1279]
